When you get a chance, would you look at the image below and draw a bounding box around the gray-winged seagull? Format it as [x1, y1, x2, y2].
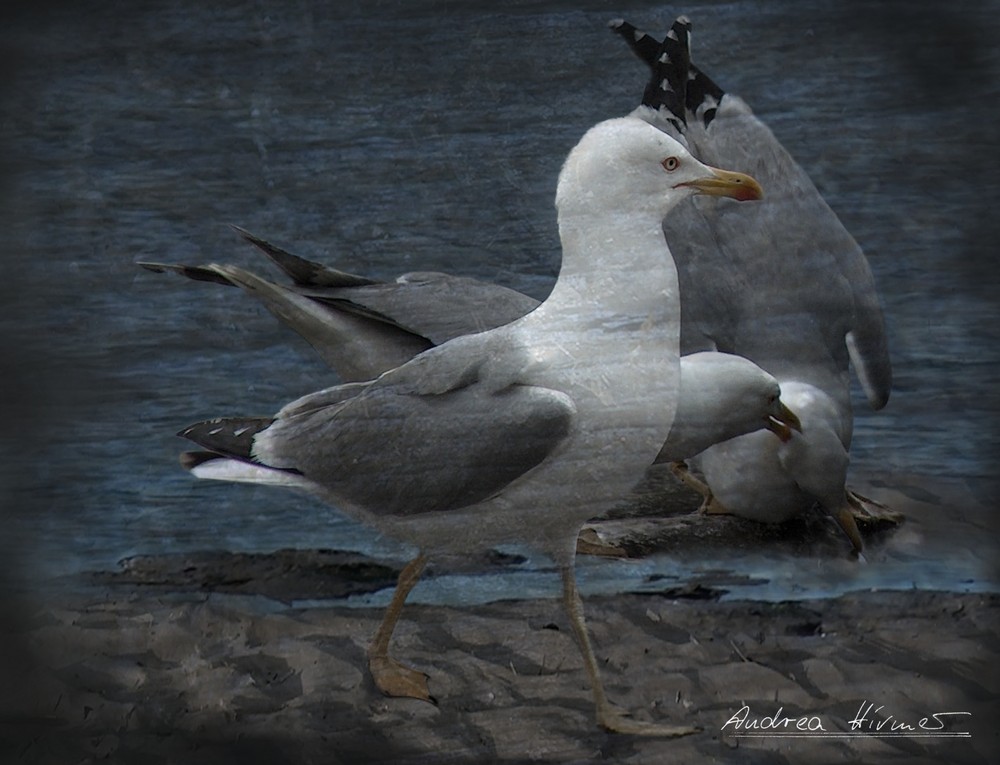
[175, 116, 762, 734]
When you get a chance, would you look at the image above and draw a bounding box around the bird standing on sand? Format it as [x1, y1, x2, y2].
[176, 116, 762, 734]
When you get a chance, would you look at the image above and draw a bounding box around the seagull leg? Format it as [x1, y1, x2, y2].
[559, 563, 700, 737]
[669, 461, 729, 515]
[831, 504, 865, 556]
[832, 489, 904, 557]
[368, 553, 434, 703]
[668, 460, 708, 494]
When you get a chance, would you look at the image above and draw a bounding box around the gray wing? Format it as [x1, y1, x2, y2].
[684, 96, 892, 408]
[323, 273, 539, 345]
[230, 225, 379, 288]
[231, 227, 540, 343]
[140, 232, 538, 381]
[256, 343, 574, 517]
[170, 263, 433, 381]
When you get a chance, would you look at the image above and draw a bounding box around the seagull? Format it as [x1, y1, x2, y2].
[173, 116, 762, 734]
[610, 17, 899, 551]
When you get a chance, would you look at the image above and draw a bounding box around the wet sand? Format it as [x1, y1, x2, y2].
[1, 551, 996, 765]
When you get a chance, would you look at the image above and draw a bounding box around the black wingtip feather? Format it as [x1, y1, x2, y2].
[608, 19, 661, 69]
[178, 417, 274, 461]
[686, 64, 726, 128]
[612, 16, 727, 130]
[138, 261, 238, 286]
[229, 225, 378, 289]
[640, 17, 692, 130]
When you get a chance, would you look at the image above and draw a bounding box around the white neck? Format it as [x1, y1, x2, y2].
[509, 208, 680, 443]
[539, 210, 679, 328]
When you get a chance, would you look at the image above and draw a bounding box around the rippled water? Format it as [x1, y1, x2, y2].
[2, 1, 998, 601]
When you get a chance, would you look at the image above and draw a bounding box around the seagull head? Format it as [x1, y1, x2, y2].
[679, 352, 801, 448]
[717, 358, 803, 442]
[556, 117, 762, 219]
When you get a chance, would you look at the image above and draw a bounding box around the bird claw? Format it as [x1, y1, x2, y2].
[846, 489, 905, 525]
[369, 655, 436, 704]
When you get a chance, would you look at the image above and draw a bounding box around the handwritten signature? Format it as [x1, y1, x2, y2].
[721, 701, 972, 738]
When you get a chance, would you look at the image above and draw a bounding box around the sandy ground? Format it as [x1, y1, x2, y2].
[1, 553, 996, 765]
[1, 474, 997, 764]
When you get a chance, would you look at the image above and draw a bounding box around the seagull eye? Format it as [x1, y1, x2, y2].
[661, 157, 680, 172]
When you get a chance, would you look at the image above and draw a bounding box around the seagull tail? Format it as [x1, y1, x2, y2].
[229, 225, 377, 289]
[177, 417, 309, 488]
[180, 451, 308, 487]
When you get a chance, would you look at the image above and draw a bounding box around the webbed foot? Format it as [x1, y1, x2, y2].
[369, 654, 435, 703]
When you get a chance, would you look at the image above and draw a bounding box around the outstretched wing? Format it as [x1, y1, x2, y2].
[233, 227, 539, 344]
[140, 230, 540, 381]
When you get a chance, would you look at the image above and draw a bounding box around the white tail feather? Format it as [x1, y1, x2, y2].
[190, 458, 311, 489]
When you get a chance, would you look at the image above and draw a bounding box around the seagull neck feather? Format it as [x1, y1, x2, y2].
[544, 210, 677, 317]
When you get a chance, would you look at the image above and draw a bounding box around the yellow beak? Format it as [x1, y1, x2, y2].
[678, 167, 764, 202]
[765, 402, 803, 442]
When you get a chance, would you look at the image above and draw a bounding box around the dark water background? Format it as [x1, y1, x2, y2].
[1, 0, 998, 602]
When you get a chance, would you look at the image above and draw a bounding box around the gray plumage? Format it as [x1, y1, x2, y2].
[614, 17, 893, 546]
